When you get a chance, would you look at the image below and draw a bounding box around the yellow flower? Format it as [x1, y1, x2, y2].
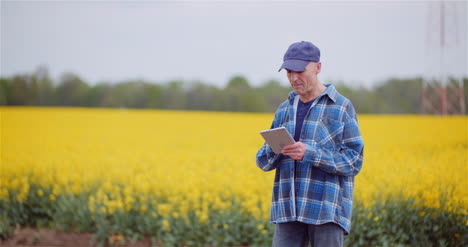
[0, 189, 9, 200]
[52, 185, 60, 195]
[140, 204, 148, 214]
[162, 219, 170, 231]
[99, 207, 107, 214]
[157, 204, 171, 217]
[1, 107, 466, 237]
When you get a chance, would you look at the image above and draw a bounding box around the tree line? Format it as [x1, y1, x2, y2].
[1, 67, 466, 114]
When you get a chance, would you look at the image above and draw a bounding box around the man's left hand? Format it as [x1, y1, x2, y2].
[281, 142, 306, 161]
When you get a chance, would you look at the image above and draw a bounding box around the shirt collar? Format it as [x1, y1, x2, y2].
[288, 83, 337, 103]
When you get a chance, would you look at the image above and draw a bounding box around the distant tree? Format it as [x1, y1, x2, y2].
[144, 83, 163, 109]
[259, 79, 290, 112]
[225, 75, 251, 112]
[226, 75, 250, 91]
[114, 81, 149, 108]
[374, 78, 422, 113]
[354, 87, 379, 114]
[0, 78, 8, 105]
[87, 83, 113, 107]
[464, 78, 468, 114]
[55, 73, 90, 106]
[161, 80, 187, 110]
[1, 66, 456, 114]
[32, 67, 54, 106]
[99, 84, 120, 107]
[334, 83, 375, 114]
[186, 82, 220, 111]
[8, 75, 29, 105]
[239, 90, 268, 112]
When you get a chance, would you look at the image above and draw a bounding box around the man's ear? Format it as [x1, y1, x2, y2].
[316, 62, 322, 73]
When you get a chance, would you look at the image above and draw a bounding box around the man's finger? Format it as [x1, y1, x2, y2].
[282, 144, 296, 150]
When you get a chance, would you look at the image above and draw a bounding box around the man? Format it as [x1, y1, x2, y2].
[256, 41, 364, 247]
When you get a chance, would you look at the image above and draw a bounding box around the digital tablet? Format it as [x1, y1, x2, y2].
[259, 127, 295, 154]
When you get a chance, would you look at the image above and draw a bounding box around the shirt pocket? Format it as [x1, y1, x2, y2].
[315, 118, 344, 150]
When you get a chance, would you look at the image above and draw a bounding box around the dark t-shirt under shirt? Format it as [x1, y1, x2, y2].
[294, 98, 315, 142]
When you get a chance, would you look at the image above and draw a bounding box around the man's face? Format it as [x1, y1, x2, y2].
[286, 62, 321, 98]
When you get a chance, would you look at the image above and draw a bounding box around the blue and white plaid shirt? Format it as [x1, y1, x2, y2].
[256, 84, 364, 234]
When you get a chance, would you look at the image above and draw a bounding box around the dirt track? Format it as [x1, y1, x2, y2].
[0, 228, 156, 247]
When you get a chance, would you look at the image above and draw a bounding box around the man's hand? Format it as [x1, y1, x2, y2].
[281, 142, 306, 161]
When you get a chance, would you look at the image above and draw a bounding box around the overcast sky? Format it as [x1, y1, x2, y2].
[1, 0, 467, 88]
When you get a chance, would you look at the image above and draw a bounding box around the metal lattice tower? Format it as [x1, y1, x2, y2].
[422, 1, 467, 115]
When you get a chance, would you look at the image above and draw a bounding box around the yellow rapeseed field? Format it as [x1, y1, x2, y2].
[1, 107, 467, 226]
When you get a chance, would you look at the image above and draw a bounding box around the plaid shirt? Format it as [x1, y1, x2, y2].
[256, 84, 364, 234]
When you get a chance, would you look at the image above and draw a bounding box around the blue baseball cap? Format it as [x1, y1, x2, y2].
[278, 41, 320, 72]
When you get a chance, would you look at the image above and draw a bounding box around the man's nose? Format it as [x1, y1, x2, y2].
[290, 72, 299, 81]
